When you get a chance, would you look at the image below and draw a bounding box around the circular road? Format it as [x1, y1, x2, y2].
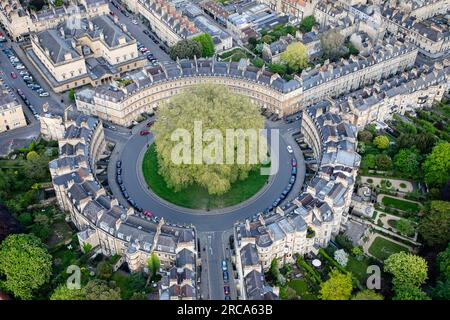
[117, 123, 304, 232]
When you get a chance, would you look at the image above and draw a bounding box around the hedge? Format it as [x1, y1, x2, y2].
[296, 256, 322, 284]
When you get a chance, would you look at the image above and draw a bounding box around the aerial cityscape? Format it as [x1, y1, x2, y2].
[0, 0, 449, 305]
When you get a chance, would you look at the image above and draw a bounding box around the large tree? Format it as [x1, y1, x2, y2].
[153, 84, 265, 195]
[147, 252, 160, 284]
[384, 252, 428, 289]
[169, 39, 202, 60]
[418, 201, 450, 248]
[0, 234, 52, 299]
[394, 148, 421, 178]
[193, 33, 215, 57]
[351, 289, 383, 300]
[299, 16, 316, 33]
[392, 284, 430, 300]
[50, 285, 86, 300]
[320, 269, 353, 300]
[373, 135, 390, 149]
[423, 142, 450, 187]
[395, 218, 415, 237]
[280, 42, 309, 72]
[375, 154, 392, 171]
[84, 280, 121, 300]
[437, 243, 450, 281]
[320, 29, 348, 61]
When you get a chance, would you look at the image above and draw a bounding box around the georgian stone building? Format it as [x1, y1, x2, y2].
[74, 38, 418, 126]
[27, 15, 145, 93]
[0, 0, 109, 41]
[234, 104, 360, 299]
[0, 93, 27, 133]
[49, 115, 197, 300]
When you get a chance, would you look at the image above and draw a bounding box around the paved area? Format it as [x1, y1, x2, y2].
[360, 176, 414, 193]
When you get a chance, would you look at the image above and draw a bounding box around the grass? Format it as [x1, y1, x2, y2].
[381, 196, 420, 213]
[287, 279, 317, 300]
[346, 255, 370, 283]
[368, 235, 409, 261]
[142, 144, 269, 210]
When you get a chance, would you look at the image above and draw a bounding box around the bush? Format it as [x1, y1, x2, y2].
[296, 256, 321, 284]
[334, 235, 353, 251]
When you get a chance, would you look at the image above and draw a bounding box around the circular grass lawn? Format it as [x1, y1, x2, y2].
[142, 144, 269, 210]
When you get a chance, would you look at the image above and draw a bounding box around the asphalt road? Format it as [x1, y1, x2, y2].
[114, 122, 302, 232]
[109, 2, 171, 63]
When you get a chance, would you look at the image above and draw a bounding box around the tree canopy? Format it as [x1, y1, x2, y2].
[373, 135, 390, 149]
[169, 39, 202, 60]
[320, 29, 348, 61]
[193, 34, 215, 57]
[299, 16, 316, 33]
[384, 252, 428, 289]
[351, 289, 383, 300]
[84, 280, 121, 300]
[423, 142, 450, 187]
[320, 269, 353, 300]
[394, 148, 421, 178]
[50, 285, 87, 300]
[418, 201, 450, 248]
[153, 84, 265, 195]
[280, 42, 309, 72]
[0, 234, 52, 299]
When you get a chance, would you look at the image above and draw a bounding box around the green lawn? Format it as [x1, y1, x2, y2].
[142, 144, 269, 210]
[346, 255, 370, 283]
[280, 279, 317, 300]
[382, 196, 420, 213]
[368, 236, 409, 261]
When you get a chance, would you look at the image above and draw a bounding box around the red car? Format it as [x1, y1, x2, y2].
[10, 72, 16, 79]
[291, 158, 297, 167]
[143, 210, 153, 218]
[110, 11, 115, 16]
[140, 130, 150, 136]
[224, 285, 230, 295]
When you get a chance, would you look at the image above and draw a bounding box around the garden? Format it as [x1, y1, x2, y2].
[368, 235, 410, 261]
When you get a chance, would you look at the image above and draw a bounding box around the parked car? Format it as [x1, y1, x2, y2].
[224, 296, 232, 300]
[291, 167, 297, 175]
[15, 64, 25, 70]
[140, 130, 150, 136]
[117, 176, 122, 184]
[10, 72, 17, 79]
[287, 145, 293, 154]
[123, 191, 129, 199]
[221, 260, 227, 271]
[224, 286, 230, 296]
[291, 158, 297, 167]
[39, 92, 49, 97]
[289, 175, 295, 184]
[223, 271, 229, 283]
[144, 210, 153, 218]
[116, 161, 122, 168]
[120, 184, 126, 192]
[132, 19, 138, 25]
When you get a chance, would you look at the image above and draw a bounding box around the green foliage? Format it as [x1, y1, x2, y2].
[373, 135, 390, 149]
[96, 261, 113, 280]
[432, 279, 450, 300]
[26, 151, 39, 161]
[296, 255, 321, 284]
[394, 148, 421, 178]
[0, 234, 52, 299]
[147, 252, 160, 281]
[319, 249, 348, 274]
[437, 244, 450, 281]
[193, 33, 215, 57]
[251, 57, 265, 68]
[68, 88, 75, 102]
[169, 39, 202, 60]
[334, 234, 354, 252]
[351, 289, 383, 300]
[152, 85, 265, 196]
[268, 63, 287, 76]
[392, 284, 430, 300]
[384, 252, 428, 289]
[299, 16, 316, 33]
[320, 29, 348, 61]
[261, 34, 274, 44]
[351, 247, 364, 260]
[50, 285, 86, 300]
[280, 42, 309, 72]
[418, 201, 450, 247]
[375, 154, 392, 171]
[423, 142, 450, 187]
[320, 269, 353, 300]
[84, 280, 121, 300]
[395, 219, 415, 237]
[358, 130, 373, 143]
